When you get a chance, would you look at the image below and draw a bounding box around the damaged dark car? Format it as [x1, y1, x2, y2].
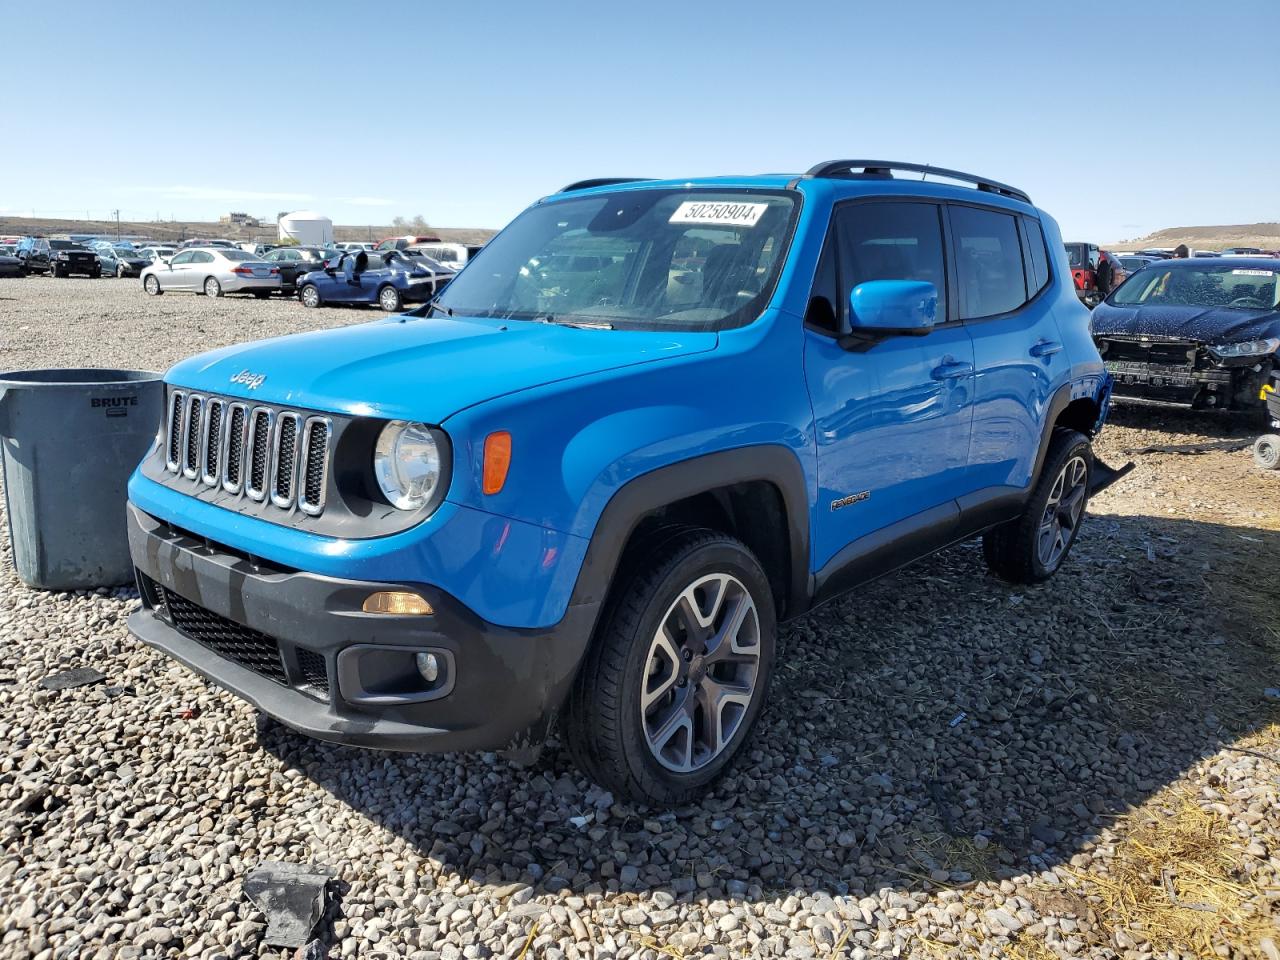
[1091, 258, 1280, 412]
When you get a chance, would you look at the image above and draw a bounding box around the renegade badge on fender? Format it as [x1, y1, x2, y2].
[127, 160, 1127, 805]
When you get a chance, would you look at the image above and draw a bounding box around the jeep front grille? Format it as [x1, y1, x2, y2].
[164, 390, 331, 516]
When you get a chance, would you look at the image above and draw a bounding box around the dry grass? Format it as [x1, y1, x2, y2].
[1062, 780, 1277, 957]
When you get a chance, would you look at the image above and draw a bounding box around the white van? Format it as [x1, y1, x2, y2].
[407, 241, 485, 270]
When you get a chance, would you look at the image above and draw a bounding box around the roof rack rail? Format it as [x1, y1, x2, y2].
[802, 160, 1031, 204]
[558, 177, 654, 193]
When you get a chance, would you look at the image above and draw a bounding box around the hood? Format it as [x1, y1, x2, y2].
[1091, 302, 1280, 344]
[165, 314, 718, 422]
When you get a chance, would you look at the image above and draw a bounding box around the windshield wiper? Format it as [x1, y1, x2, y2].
[532, 315, 614, 330]
[414, 300, 452, 319]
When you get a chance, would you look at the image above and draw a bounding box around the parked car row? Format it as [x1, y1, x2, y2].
[139, 245, 455, 311]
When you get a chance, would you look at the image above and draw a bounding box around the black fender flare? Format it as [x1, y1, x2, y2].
[566, 445, 811, 621]
[1031, 384, 1076, 483]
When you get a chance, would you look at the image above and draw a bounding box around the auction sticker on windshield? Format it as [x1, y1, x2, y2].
[1232, 269, 1275, 276]
[670, 201, 768, 227]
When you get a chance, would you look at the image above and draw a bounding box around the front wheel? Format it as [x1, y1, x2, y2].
[144, 274, 162, 296]
[1254, 434, 1280, 470]
[299, 284, 321, 308]
[564, 526, 776, 805]
[49, 265, 60, 278]
[204, 277, 222, 297]
[984, 429, 1092, 583]
[378, 285, 402, 312]
[116, 263, 126, 278]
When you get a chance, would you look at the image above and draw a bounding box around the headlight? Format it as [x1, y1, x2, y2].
[1210, 337, 1280, 358]
[373, 421, 444, 510]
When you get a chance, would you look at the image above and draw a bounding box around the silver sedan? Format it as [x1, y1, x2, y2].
[140, 247, 281, 298]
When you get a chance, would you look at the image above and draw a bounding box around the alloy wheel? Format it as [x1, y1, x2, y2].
[1037, 455, 1088, 569]
[640, 573, 761, 773]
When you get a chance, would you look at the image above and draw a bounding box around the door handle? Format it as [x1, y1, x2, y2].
[931, 359, 974, 381]
[1030, 339, 1063, 358]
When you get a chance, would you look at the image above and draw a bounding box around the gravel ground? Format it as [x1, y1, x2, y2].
[1, 275, 1278, 959]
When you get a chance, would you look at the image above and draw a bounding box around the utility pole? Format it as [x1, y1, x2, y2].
[113, 209, 120, 240]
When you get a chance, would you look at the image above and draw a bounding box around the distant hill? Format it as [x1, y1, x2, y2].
[1107, 222, 1280, 252]
[0, 215, 496, 246]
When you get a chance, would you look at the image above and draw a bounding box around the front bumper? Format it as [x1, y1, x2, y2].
[1105, 358, 1270, 409]
[126, 504, 596, 752]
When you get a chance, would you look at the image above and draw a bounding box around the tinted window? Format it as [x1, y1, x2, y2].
[1022, 218, 1050, 293]
[192, 251, 215, 263]
[171, 251, 195, 264]
[834, 201, 947, 323]
[951, 206, 1027, 319]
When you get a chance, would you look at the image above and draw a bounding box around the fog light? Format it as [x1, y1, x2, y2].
[362, 591, 433, 615]
[415, 652, 440, 683]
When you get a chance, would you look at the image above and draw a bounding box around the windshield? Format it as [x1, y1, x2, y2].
[433, 189, 798, 331]
[1110, 264, 1280, 310]
[50, 240, 85, 251]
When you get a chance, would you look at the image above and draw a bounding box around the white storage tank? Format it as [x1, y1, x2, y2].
[278, 211, 333, 246]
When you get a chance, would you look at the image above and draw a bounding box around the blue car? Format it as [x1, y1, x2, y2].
[127, 159, 1123, 804]
[296, 249, 452, 312]
[1092, 257, 1280, 411]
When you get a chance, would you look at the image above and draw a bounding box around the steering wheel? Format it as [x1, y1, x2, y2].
[1229, 297, 1266, 308]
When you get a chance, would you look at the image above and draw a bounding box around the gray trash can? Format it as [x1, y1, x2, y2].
[0, 369, 164, 590]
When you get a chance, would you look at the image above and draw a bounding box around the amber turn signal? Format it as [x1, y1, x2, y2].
[362, 591, 434, 615]
[483, 431, 512, 495]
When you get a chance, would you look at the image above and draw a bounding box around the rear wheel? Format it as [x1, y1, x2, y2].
[378, 285, 402, 312]
[204, 276, 222, 297]
[299, 284, 321, 308]
[144, 274, 162, 296]
[1254, 434, 1280, 470]
[564, 526, 776, 805]
[984, 429, 1092, 583]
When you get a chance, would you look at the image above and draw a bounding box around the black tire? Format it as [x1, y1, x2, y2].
[983, 429, 1092, 584]
[90, 269, 101, 279]
[299, 284, 321, 308]
[204, 276, 222, 297]
[116, 263, 126, 278]
[144, 274, 162, 296]
[377, 284, 402, 312]
[1254, 434, 1280, 471]
[49, 265, 60, 278]
[564, 525, 776, 806]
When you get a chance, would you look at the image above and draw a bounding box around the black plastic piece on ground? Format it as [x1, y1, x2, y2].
[39, 668, 107, 691]
[1089, 457, 1136, 496]
[243, 861, 332, 948]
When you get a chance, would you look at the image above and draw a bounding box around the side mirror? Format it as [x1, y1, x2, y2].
[840, 280, 937, 349]
[162, 258, 172, 266]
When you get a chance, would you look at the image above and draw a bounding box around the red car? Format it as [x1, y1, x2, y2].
[1065, 242, 1126, 308]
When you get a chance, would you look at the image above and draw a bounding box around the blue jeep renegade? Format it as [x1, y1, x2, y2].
[127, 160, 1125, 805]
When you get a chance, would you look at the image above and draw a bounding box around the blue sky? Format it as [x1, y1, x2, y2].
[3, 1, 1277, 241]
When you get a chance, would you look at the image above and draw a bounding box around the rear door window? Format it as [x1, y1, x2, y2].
[951, 206, 1028, 319]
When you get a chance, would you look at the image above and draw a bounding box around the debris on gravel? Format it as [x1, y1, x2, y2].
[0, 276, 1277, 959]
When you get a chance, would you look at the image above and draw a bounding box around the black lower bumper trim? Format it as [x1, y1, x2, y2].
[126, 503, 597, 752]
